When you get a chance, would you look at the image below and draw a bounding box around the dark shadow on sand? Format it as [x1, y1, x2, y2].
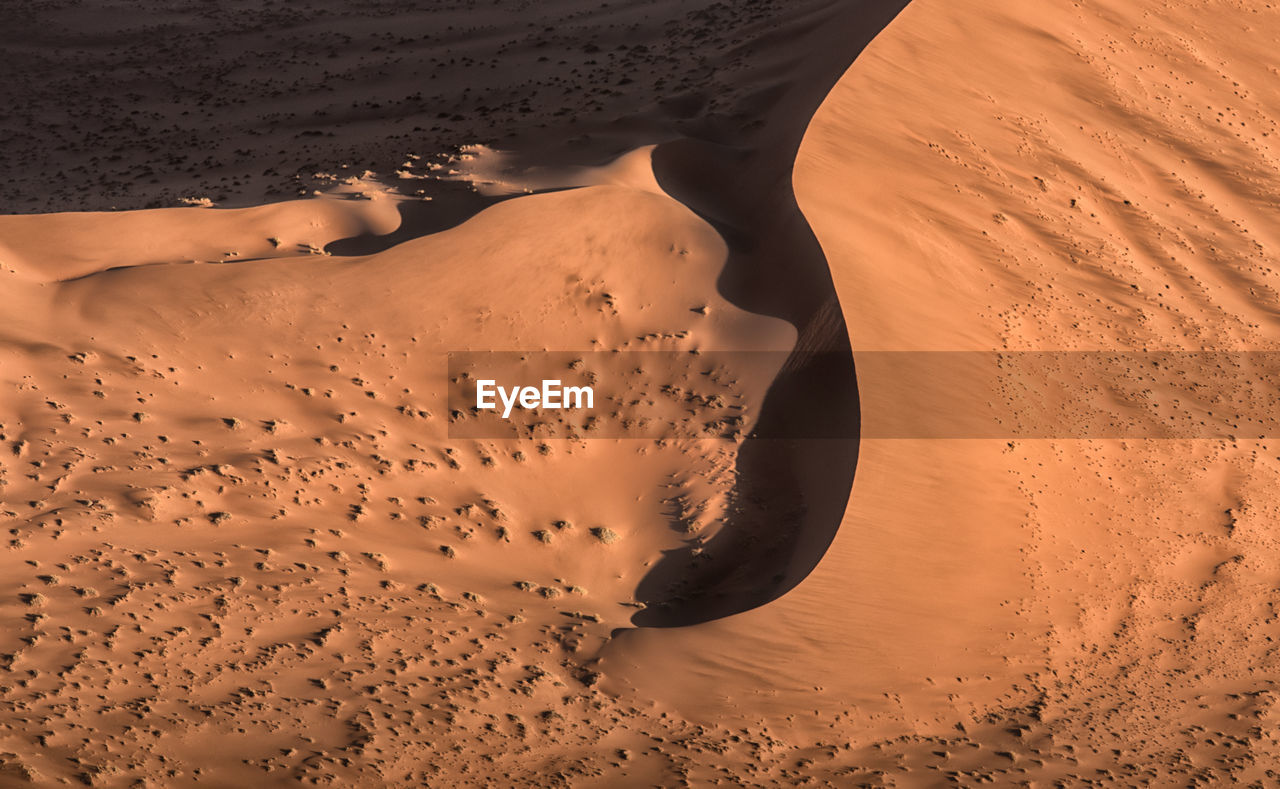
[631, 0, 911, 627]
[325, 182, 518, 257]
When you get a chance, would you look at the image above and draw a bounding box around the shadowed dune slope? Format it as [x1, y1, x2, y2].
[633, 0, 910, 626]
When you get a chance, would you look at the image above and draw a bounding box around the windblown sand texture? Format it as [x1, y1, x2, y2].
[5, 0, 1280, 786]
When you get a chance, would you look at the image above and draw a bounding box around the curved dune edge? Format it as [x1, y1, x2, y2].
[605, 0, 1280, 780]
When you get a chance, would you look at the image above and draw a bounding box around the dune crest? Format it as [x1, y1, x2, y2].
[606, 0, 1280, 783]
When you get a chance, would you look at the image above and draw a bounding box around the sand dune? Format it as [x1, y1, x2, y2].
[611, 0, 1280, 784]
[5, 0, 1280, 785]
[0, 173, 801, 784]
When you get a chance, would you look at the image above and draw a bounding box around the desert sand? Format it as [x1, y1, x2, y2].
[5, 0, 1280, 786]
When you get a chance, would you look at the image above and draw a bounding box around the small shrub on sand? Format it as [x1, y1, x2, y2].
[590, 527, 620, 544]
